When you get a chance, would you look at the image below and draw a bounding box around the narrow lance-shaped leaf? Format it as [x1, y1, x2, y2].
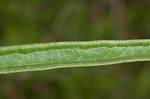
[0, 39, 150, 74]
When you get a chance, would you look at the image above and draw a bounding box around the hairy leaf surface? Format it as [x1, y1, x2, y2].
[0, 40, 150, 74]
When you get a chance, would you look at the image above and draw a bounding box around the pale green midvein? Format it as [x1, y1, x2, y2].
[0, 39, 150, 74]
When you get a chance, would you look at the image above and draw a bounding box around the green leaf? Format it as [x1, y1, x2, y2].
[0, 39, 150, 74]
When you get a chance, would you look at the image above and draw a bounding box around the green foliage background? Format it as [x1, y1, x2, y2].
[0, 0, 150, 99]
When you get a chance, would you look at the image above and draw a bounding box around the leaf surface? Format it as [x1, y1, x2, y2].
[0, 40, 150, 74]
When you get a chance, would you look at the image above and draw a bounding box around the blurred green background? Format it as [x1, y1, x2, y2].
[0, 0, 150, 99]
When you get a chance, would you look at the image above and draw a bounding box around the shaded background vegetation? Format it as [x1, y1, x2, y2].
[0, 0, 150, 99]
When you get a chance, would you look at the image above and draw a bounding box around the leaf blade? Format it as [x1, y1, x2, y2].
[0, 39, 150, 74]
